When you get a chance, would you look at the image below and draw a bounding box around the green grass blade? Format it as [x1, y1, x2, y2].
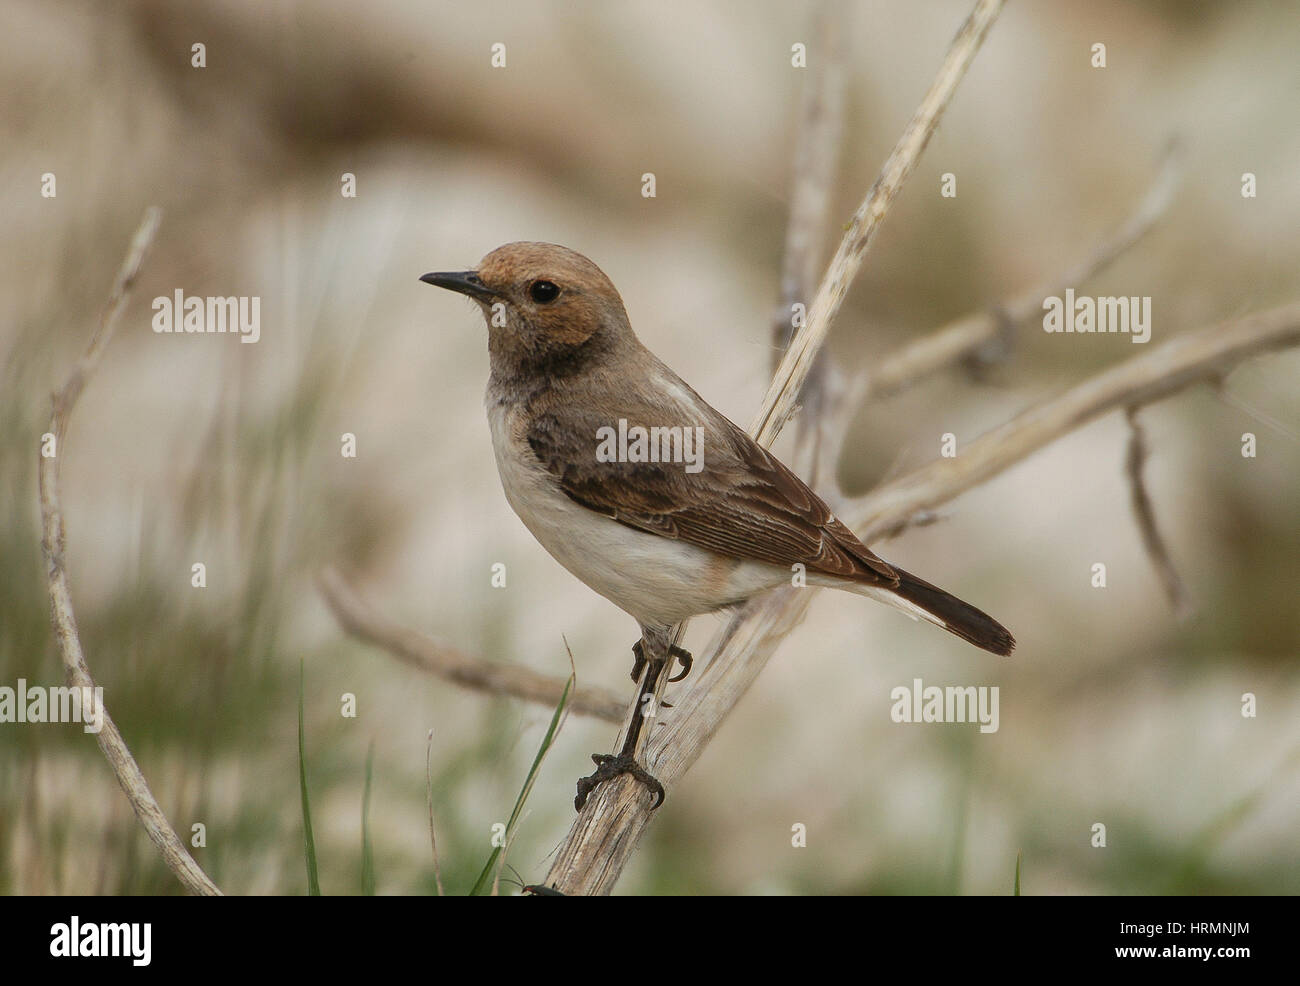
[1014, 850, 1022, 896]
[470, 672, 574, 896]
[298, 660, 321, 896]
[361, 739, 376, 896]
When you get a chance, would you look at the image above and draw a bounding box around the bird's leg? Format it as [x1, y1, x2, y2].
[576, 627, 678, 811]
[629, 637, 693, 683]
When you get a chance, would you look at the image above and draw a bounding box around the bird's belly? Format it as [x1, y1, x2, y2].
[487, 406, 777, 625]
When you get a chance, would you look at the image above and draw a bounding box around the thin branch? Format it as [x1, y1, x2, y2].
[546, 0, 1007, 895]
[37, 207, 222, 897]
[772, 0, 845, 362]
[318, 567, 624, 723]
[1124, 407, 1191, 617]
[865, 138, 1186, 399]
[772, 0, 849, 484]
[751, 0, 1006, 446]
[853, 301, 1300, 541]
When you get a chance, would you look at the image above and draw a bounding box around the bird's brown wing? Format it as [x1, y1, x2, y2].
[524, 380, 899, 586]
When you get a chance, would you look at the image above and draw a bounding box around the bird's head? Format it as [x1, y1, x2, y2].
[421, 242, 635, 376]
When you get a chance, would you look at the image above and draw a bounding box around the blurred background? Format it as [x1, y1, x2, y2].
[2, 0, 1297, 895]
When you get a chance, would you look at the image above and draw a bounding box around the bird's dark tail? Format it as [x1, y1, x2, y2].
[863, 566, 1015, 656]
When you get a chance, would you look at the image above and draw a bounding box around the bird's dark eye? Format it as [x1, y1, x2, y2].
[529, 280, 560, 304]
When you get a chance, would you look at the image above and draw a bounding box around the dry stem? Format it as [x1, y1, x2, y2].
[864, 139, 1186, 399]
[751, 0, 1007, 445]
[319, 568, 624, 722]
[37, 207, 222, 897]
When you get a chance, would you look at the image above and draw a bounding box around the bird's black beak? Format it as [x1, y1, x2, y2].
[419, 270, 498, 303]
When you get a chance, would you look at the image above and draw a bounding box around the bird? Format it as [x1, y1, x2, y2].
[421, 242, 1014, 809]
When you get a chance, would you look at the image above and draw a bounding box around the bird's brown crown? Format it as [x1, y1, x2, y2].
[476, 242, 631, 347]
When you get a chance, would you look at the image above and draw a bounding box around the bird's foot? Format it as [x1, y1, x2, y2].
[574, 753, 665, 811]
[630, 639, 694, 683]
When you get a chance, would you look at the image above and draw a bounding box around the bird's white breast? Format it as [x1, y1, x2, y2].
[485, 397, 780, 627]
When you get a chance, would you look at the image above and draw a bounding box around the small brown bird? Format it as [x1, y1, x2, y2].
[422, 242, 1014, 808]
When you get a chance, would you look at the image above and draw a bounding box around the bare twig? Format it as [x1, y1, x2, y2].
[865, 138, 1186, 399]
[318, 567, 624, 722]
[772, 0, 849, 484]
[38, 207, 222, 897]
[1123, 408, 1191, 616]
[772, 0, 845, 362]
[751, 0, 1006, 446]
[853, 301, 1300, 541]
[546, 0, 1007, 895]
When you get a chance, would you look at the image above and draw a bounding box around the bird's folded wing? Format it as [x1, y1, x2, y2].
[525, 386, 898, 585]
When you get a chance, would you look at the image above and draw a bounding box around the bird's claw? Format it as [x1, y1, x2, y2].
[574, 753, 665, 811]
[666, 645, 693, 682]
[630, 639, 694, 683]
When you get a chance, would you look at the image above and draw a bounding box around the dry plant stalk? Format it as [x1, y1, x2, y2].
[751, 0, 1007, 446]
[1124, 408, 1191, 616]
[865, 139, 1186, 399]
[319, 568, 624, 721]
[37, 207, 223, 897]
[852, 302, 1300, 541]
[772, 0, 847, 448]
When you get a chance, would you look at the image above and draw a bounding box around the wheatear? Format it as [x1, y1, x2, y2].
[422, 242, 1014, 809]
